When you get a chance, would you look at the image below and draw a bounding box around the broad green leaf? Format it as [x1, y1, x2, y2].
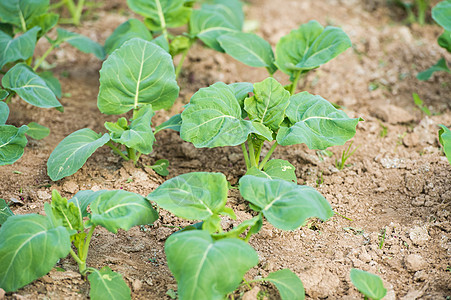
[2, 64, 61, 108]
[47, 128, 110, 181]
[51, 190, 83, 232]
[88, 266, 131, 300]
[108, 105, 155, 154]
[0, 23, 14, 36]
[244, 77, 290, 131]
[0, 101, 9, 125]
[439, 125, 451, 164]
[0, 124, 28, 166]
[68, 190, 96, 218]
[438, 30, 451, 52]
[127, 0, 191, 31]
[180, 82, 272, 148]
[147, 172, 228, 220]
[56, 28, 105, 60]
[26, 122, 49, 140]
[0, 26, 40, 69]
[0, 0, 49, 30]
[239, 175, 333, 230]
[38, 71, 62, 98]
[89, 190, 158, 233]
[190, 1, 242, 52]
[104, 18, 152, 55]
[28, 13, 58, 38]
[98, 38, 179, 114]
[148, 159, 169, 176]
[417, 57, 451, 80]
[230, 82, 253, 107]
[151, 34, 170, 52]
[350, 269, 387, 300]
[154, 113, 182, 133]
[218, 32, 277, 74]
[0, 90, 9, 101]
[276, 92, 362, 150]
[275, 20, 351, 76]
[165, 230, 258, 300]
[0, 199, 14, 226]
[247, 159, 296, 182]
[0, 214, 71, 292]
[265, 269, 305, 300]
[432, 0, 451, 31]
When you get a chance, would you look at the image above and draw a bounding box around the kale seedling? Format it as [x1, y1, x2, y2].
[105, 0, 245, 79]
[218, 20, 352, 93]
[47, 38, 179, 181]
[417, 0, 451, 80]
[161, 76, 361, 182]
[147, 171, 334, 299]
[0, 189, 158, 299]
[350, 268, 387, 300]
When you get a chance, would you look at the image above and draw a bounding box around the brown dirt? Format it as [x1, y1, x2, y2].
[2, 0, 451, 299]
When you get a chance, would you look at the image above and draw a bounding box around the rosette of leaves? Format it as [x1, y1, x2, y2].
[146, 171, 334, 299]
[47, 38, 179, 181]
[0, 189, 158, 299]
[105, 0, 245, 78]
[218, 20, 352, 93]
[417, 0, 451, 80]
[161, 77, 361, 182]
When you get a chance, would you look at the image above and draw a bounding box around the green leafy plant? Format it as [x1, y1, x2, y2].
[417, 0, 451, 80]
[218, 20, 352, 92]
[160, 76, 361, 182]
[47, 38, 179, 181]
[0, 0, 105, 165]
[146, 171, 335, 299]
[0, 189, 158, 299]
[335, 141, 359, 170]
[49, 0, 92, 26]
[105, 0, 245, 79]
[438, 124, 451, 164]
[350, 268, 387, 300]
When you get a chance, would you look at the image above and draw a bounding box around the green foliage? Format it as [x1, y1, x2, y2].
[55, 28, 105, 60]
[0, 199, 14, 226]
[0, 0, 50, 30]
[0, 26, 40, 69]
[26, 122, 50, 140]
[165, 230, 258, 300]
[350, 269, 387, 300]
[104, 18, 152, 54]
[417, 57, 450, 80]
[0, 189, 158, 298]
[412, 93, 431, 115]
[335, 141, 359, 170]
[47, 128, 110, 181]
[0, 124, 29, 166]
[439, 125, 451, 164]
[432, 0, 451, 31]
[146, 159, 170, 176]
[265, 269, 305, 300]
[246, 159, 297, 183]
[48, 38, 179, 180]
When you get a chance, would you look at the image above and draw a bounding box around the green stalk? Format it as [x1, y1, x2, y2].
[33, 44, 55, 71]
[73, 0, 86, 25]
[258, 141, 278, 170]
[77, 225, 96, 273]
[290, 70, 302, 95]
[241, 143, 250, 169]
[49, 0, 66, 10]
[19, 11, 27, 32]
[69, 249, 85, 268]
[254, 143, 263, 166]
[175, 45, 191, 80]
[247, 138, 257, 168]
[127, 147, 137, 164]
[65, 0, 77, 18]
[106, 141, 129, 161]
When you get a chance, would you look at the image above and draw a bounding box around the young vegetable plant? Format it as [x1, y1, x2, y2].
[218, 20, 352, 93]
[392, 0, 430, 25]
[439, 124, 451, 164]
[49, 0, 92, 26]
[0, 0, 105, 165]
[105, 0, 245, 78]
[146, 172, 335, 299]
[47, 38, 179, 181]
[350, 268, 387, 300]
[417, 0, 451, 80]
[0, 189, 158, 299]
[160, 77, 361, 182]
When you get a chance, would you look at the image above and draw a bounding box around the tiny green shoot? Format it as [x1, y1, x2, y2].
[335, 141, 359, 170]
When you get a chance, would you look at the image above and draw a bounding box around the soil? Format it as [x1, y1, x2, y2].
[1, 0, 451, 299]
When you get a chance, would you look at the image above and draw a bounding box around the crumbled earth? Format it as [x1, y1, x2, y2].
[1, 0, 450, 299]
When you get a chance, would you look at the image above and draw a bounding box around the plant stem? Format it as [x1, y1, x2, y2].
[73, 0, 86, 25]
[258, 141, 278, 170]
[290, 70, 302, 95]
[77, 225, 96, 273]
[106, 141, 129, 161]
[65, 0, 77, 20]
[33, 45, 55, 71]
[175, 45, 191, 80]
[69, 248, 85, 266]
[241, 143, 250, 169]
[49, 0, 66, 10]
[247, 138, 257, 168]
[254, 143, 263, 166]
[127, 147, 137, 165]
